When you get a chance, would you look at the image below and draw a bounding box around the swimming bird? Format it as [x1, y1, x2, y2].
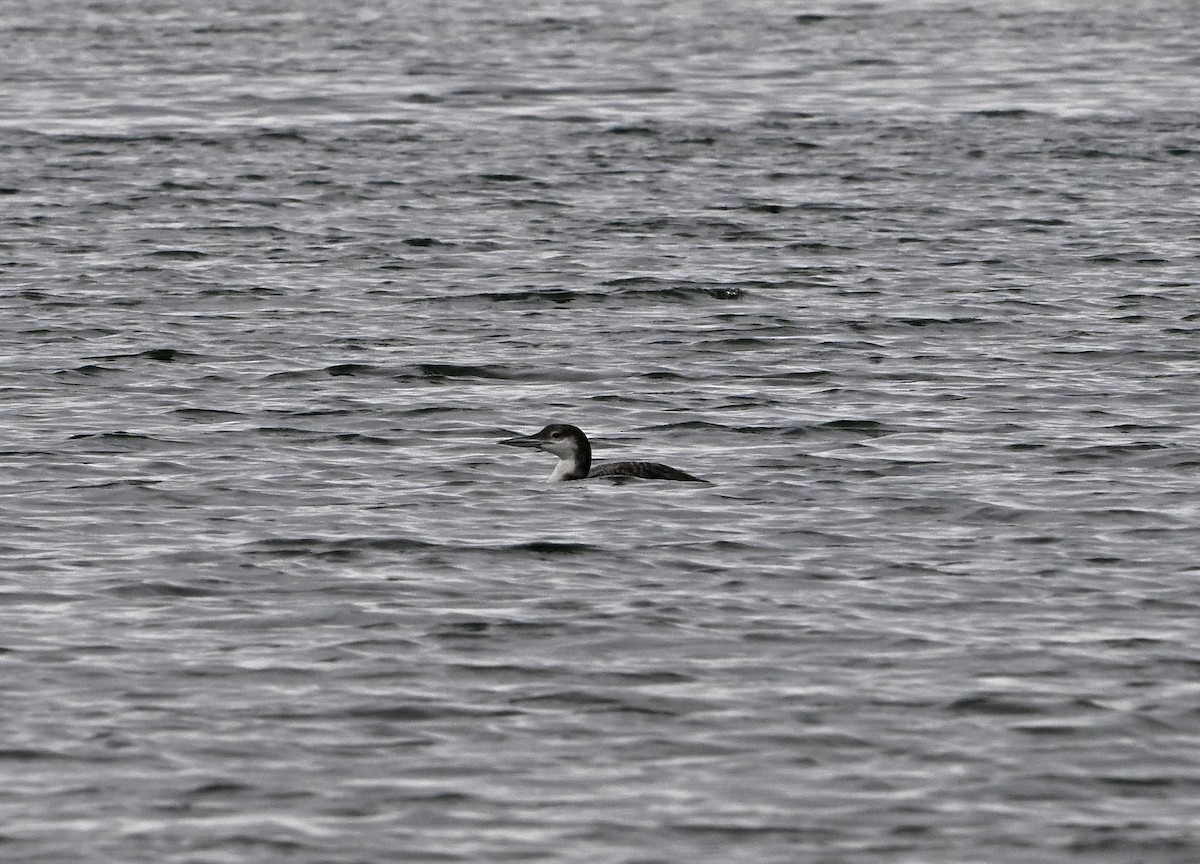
[498, 423, 709, 483]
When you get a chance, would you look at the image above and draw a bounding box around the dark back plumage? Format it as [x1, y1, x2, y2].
[588, 460, 708, 482]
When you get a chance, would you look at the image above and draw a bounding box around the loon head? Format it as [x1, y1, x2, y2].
[498, 423, 591, 481]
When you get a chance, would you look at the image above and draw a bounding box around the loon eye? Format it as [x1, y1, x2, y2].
[550, 431, 563, 439]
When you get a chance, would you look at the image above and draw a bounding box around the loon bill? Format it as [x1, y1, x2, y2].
[498, 423, 709, 483]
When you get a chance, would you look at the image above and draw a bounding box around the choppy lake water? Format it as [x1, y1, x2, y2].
[3, 1, 1200, 861]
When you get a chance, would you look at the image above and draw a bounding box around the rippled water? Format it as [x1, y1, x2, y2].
[3, 1, 1200, 861]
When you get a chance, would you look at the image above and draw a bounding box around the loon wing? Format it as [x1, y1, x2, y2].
[588, 460, 708, 483]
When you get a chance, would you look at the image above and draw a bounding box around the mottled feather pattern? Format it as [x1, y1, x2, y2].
[588, 461, 709, 483]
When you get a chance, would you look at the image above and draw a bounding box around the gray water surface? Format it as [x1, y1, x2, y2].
[3, 1, 1200, 861]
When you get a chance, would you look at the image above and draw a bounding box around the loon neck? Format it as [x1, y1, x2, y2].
[549, 458, 586, 482]
[549, 436, 591, 481]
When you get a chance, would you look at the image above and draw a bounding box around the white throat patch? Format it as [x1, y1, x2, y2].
[548, 457, 576, 482]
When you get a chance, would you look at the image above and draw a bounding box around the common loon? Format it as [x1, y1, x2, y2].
[499, 424, 709, 483]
